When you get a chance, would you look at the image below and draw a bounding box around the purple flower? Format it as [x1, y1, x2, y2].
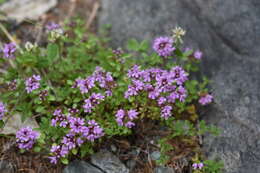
[194, 50, 203, 60]
[84, 120, 104, 141]
[51, 109, 69, 128]
[16, 127, 39, 150]
[83, 93, 105, 113]
[69, 117, 85, 133]
[25, 75, 41, 93]
[161, 105, 172, 119]
[115, 109, 138, 128]
[192, 163, 198, 169]
[125, 121, 135, 128]
[46, 22, 61, 31]
[148, 89, 160, 100]
[128, 65, 143, 79]
[61, 132, 83, 150]
[177, 86, 187, 102]
[75, 76, 95, 94]
[171, 66, 188, 85]
[49, 145, 69, 164]
[113, 48, 123, 57]
[198, 163, 204, 169]
[127, 109, 138, 120]
[115, 109, 125, 126]
[2, 43, 16, 58]
[0, 102, 7, 120]
[93, 67, 115, 89]
[192, 162, 204, 170]
[158, 97, 167, 105]
[153, 37, 175, 57]
[68, 108, 79, 115]
[199, 94, 213, 105]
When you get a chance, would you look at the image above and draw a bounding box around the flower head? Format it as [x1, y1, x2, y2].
[51, 109, 69, 128]
[153, 37, 175, 57]
[0, 102, 7, 120]
[83, 93, 105, 113]
[16, 127, 39, 150]
[25, 75, 41, 93]
[192, 162, 204, 170]
[161, 105, 172, 119]
[199, 94, 213, 105]
[115, 109, 139, 128]
[2, 43, 16, 58]
[172, 26, 186, 42]
[49, 145, 69, 164]
[194, 50, 203, 60]
[69, 117, 85, 133]
[192, 163, 198, 169]
[46, 22, 61, 31]
[46, 22, 64, 41]
[83, 120, 104, 141]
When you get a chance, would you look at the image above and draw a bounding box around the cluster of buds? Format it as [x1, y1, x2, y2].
[46, 22, 64, 41]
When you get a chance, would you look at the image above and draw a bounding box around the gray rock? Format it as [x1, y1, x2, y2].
[154, 166, 175, 173]
[99, 1, 260, 173]
[91, 150, 129, 173]
[0, 113, 39, 135]
[126, 159, 136, 171]
[150, 151, 161, 161]
[0, 0, 57, 23]
[63, 160, 103, 173]
[0, 160, 15, 173]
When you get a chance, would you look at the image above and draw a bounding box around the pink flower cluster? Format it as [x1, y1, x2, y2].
[25, 75, 41, 93]
[125, 65, 188, 119]
[0, 102, 7, 120]
[73, 67, 115, 113]
[16, 127, 39, 150]
[192, 162, 204, 170]
[49, 109, 103, 164]
[115, 109, 139, 128]
[2, 43, 16, 58]
[199, 94, 213, 105]
[83, 93, 105, 113]
[153, 37, 175, 57]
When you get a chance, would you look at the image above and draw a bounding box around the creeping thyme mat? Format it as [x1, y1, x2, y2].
[0, 20, 223, 173]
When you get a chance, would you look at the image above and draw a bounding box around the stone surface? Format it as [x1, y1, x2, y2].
[150, 151, 161, 161]
[0, 114, 39, 135]
[154, 166, 175, 173]
[63, 160, 103, 173]
[0, 160, 15, 173]
[91, 150, 129, 173]
[99, 1, 260, 173]
[0, 0, 57, 23]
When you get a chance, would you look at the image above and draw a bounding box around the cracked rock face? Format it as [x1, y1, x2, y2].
[90, 150, 129, 173]
[63, 160, 103, 173]
[99, 0, 260, 173]
[63, 151, 129, 173]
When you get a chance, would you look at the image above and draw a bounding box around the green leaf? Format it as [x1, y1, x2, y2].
[47, 43, 59, 63]
[48, 95, 56, 101]
[33, 146, 41, 152]
[127, 39, 139, 51]
[139, 40, 149, 51]
[35, 106, 45, 113]
[61, 157, 69, 165]
[0, 120, 4, 128]
[72, 148, 78, 155]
